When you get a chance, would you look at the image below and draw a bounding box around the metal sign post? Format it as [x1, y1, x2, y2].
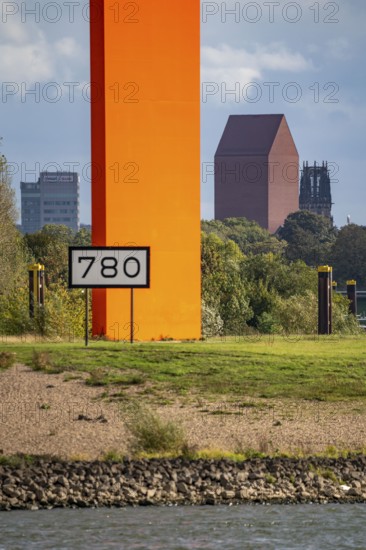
[130, 288, 134, 344]
[69, 247, 150, 344]
[85, 289, 89, 347]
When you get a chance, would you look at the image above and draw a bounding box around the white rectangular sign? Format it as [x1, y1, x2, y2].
[69, 247, 150, 288]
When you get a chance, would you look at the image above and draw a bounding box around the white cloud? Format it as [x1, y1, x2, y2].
[0, 33, 53, 82]
[0, 20, 29, 45]
[201, 43, 314, 85]
[0, 22, 85, 83]
[55, 37, 80, 58]
[256, 44, 312, 72]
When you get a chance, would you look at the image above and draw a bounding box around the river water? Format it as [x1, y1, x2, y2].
[1, 504, 366, 549]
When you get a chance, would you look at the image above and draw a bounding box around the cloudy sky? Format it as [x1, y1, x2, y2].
[0, 0, 365, 228]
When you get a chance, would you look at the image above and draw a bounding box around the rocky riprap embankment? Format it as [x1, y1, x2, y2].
[1, 456, 366, 511]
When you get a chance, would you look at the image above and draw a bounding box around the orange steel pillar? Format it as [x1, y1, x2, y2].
[90, 1, 201, 340]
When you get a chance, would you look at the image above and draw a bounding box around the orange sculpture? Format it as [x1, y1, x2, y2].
[90, 0, 201, 340]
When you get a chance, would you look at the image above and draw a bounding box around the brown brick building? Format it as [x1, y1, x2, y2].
[214, 114, 299, 233]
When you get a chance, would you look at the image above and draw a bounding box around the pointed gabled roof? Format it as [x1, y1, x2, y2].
[215, 114, 285, 157]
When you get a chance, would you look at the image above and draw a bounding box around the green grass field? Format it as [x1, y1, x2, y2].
[1, 334, 366, 402]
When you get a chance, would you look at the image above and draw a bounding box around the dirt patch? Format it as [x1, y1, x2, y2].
[1, 365, 366, 458]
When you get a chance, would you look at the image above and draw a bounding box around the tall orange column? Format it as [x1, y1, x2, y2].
[90, 1, 201, 340]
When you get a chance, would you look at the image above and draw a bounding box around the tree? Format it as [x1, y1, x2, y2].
[0, 217, 89, 336]
[278, 210, 337, 266]
[241, 253, 317, 331]
[201, 301, 224, 338]
[331, 224, 366, 287]
[202, 217, 286, 256]
[23, 224, 91, 284]
[73, 227, 91, 246]
[0, 283, 32, 335]
[201, 231, 252, 334]
[24, 226, 69, 284]
[0, 150, 26, 294]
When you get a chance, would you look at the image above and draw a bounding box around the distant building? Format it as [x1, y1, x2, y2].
[299, 161, 332, 219]
[21, 172, 80, 233]
[215, 114, 299, 233]
[20, 180, 41, 234]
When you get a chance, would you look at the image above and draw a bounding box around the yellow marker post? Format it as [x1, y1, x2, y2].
[28, 263, 45, 318]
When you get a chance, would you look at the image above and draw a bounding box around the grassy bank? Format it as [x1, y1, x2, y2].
[1, 334, 366, 402]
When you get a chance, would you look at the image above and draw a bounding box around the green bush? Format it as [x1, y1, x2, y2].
[86, 368, 109, 386]
[275, 290, 317, 334]
[0, 351, 16, 370]
[332, 293, 362, 334]
[31, 350, 54, 372]
[0, 279, 87, 338]
[201, 300, 224, 338]
[0, 284, 32, 335]
[256, 311, 280, 334]
[38, 283, 86, 338]
[102, 450, 125, 462]
[126, 404, 186, 455]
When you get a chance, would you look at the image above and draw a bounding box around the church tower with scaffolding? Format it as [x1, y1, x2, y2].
[299, 161, 332, 219]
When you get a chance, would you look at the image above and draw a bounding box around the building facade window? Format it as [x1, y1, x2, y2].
[21, 172, 80, 233]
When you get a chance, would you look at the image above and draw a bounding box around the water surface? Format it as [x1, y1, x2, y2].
[1, 504, 365, 549]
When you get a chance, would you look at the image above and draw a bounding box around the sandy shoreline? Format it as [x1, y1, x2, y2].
[1, 365, 366, 458]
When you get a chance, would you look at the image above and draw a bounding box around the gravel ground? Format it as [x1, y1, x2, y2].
[1, 364, 366, 459]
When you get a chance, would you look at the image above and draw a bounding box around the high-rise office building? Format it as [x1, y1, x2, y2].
[21, 172, 80, 233]
[20, 180, 41, 234]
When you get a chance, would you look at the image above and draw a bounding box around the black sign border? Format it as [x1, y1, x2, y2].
[68, 246, 150, 289]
